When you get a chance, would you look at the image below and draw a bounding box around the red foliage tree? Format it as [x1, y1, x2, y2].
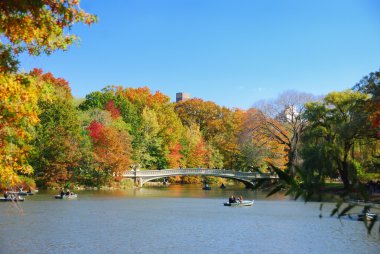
[29, 68, 71, 96]
[167, 143, 183, 168]
[87, 120, 104, 142]
[105, 100, 121, 119]
[91, 125, 132, 179]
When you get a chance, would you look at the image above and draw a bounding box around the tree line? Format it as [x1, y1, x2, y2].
[1, 67, 379, 189]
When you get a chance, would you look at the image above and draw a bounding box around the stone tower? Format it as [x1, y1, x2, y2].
[176, 92, 190, 102]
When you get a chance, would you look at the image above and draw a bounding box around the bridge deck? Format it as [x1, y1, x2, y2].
[123, 168, 276, 180]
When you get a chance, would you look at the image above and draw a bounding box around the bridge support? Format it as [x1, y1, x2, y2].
[133, 169, 143, 187]
[243, 181, 254, 189]
[136, 178, 143, 187]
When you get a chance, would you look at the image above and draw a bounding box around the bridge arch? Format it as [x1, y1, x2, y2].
[140, 174, 254, 188]
[122, 168, 277, 187]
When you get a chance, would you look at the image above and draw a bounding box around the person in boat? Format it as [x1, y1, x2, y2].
[27, 188, 32, 194]
[4, 190, 8, 199]
[229, 195, 237, 203]
[239, 195, 243, 202]
[362, 206, 370, 214]
[220, 183, 225, 189]
[66, 189, 70, 196]
[60, 188, 65, 198]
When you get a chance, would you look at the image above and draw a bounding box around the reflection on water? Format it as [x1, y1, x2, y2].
[65, 184, 289, 200]
[0, 184, 379, 254]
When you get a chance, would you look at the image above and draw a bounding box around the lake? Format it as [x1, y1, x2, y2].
[0, 184, 379, 254]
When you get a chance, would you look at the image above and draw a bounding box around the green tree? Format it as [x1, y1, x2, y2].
[353, 70, 380, 172]
[79, 87, 141, 141]
[303, 90, 370, 190]
[32, 85, 82, 187]
[133, 108, 165, 169]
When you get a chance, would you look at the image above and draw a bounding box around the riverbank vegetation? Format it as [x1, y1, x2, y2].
[1, 66, 378, 191]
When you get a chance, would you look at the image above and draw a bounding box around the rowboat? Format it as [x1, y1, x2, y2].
[18, 191, 34, 196]
[224, 200, 254, 207]
[0, 196, 25, 202]
[54, 194, 78, 199]
[348, 212, 377, 221]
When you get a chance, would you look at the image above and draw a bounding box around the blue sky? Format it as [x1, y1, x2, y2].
[19, 0, 380, 109]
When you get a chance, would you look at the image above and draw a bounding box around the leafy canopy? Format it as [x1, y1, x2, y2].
[0, 0, 97, 72]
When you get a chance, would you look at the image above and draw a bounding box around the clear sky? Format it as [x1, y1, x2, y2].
[19, 0, 380, 109]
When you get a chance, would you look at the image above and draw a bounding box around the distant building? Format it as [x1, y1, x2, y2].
[176, 92, 190, 102]
[277, 105, 299, 123]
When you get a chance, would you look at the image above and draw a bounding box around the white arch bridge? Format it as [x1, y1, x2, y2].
[122, 168, 278, 187]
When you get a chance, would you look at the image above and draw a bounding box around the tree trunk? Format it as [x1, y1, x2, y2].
[339, 161, 351, 191]
[287, 143, 298, 176]
[338, 150, 351, 191]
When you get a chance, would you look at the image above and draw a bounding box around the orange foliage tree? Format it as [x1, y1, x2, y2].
[88, 120, 132, 182]
[118, 86, 183, 169]
[30, 68, 71, 97]
[0, 0, 97, 72]
[237, 108, 287, 171]
[175, 98, 237, 168]
[167, 143, 183, 168]
[105, 100, 121, 119]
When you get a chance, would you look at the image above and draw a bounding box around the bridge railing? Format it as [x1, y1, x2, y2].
[123, 168, 275, 179]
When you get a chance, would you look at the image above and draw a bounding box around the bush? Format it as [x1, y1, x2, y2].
[358, 173, 380, 182]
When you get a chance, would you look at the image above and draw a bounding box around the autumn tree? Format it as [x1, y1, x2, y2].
[0, 0, 96, 72]
[237, 108, 287, 172]
[353, 69, 380, 138]
[121, 86, 184, 166]
[179, 124, 208, 168]
[0, 1, 96, 188]
[88, 120, 132, 184]
[120, 87, 170, 111]
[32, 94, 82, 186]
[0, 73, 44, 188]
[85, 111, 133, 185]
[24, 70, 83, 187]
[133, 108, 165, 169]
[167, 143, 183, 168]
[80, 86, 187, 171]
[30, 68, 71, 97]
[175, 98, 229, 140]
[79, 86, 140, 135]
[175, 98, 239, 168]
[254, 90, 318, 174]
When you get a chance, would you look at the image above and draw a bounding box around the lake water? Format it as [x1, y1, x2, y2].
[0, 184, 379, 254]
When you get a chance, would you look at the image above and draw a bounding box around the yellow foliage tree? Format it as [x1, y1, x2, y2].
[0, 73, 49, 187]
[0, 0, 97, 72]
